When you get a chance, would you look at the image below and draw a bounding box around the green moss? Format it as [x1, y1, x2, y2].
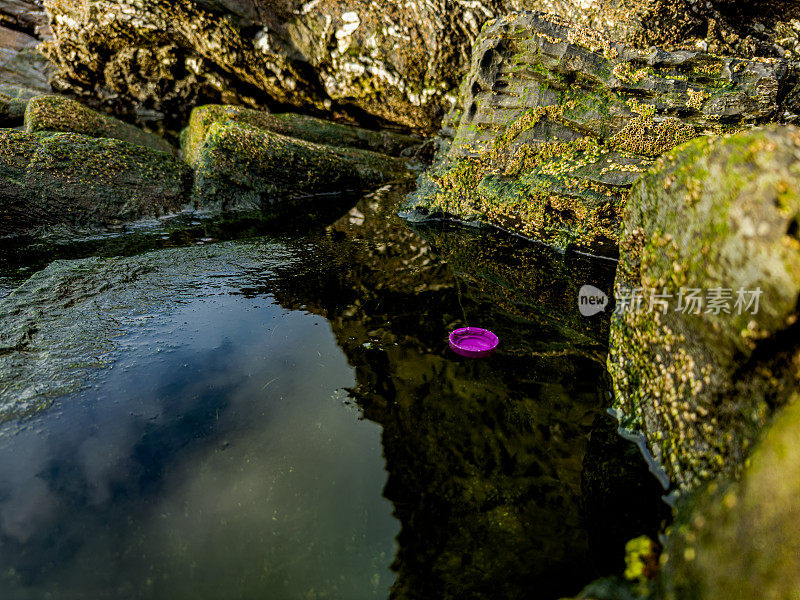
[192, 121, 411, 214]
[182, 104, 420, 168]
[25, 95, 174, 155]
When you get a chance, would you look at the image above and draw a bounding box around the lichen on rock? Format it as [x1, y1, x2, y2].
[608, 125, 800, 491]
[403, 11, 792, 256]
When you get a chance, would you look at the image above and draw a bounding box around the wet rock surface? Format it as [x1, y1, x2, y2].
[661, 394, 800, 600]
[0, 130, 192, 237]
[0, 240, 292, 421]
[608, 125, 800, 491]
[403, 11, 794, 255]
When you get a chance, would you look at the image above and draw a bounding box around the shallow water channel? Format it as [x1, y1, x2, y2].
[0, 185, 668, 599]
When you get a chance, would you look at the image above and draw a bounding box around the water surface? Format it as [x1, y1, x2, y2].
[0, 185, 668, 599]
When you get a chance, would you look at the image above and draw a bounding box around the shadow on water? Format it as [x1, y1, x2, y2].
[0, 184, 669, 599]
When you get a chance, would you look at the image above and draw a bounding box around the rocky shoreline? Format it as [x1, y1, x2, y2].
[2, 1, 800, 599]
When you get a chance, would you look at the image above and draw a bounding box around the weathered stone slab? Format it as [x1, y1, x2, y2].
[26, 95, 175, 154]
[182, 104, 421, 168]
[192, 120, 411, 214]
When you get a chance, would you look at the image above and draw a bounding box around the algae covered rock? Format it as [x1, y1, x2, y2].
[192, 121, 411, 215]
[661, 394, 800, 600]
[26, 95, 174, 154]
[403, 11, 792, 255]
[182, 104, 421, 168]
[0, 130, 192, 236]
[608, 125, 800, 490]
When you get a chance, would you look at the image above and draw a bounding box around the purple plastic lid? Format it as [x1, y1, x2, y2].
[449, 327, 499, 358]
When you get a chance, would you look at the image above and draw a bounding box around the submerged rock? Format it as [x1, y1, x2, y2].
[26, 95, 175, 154]
[0, 240, 291, 420]
[403, 11, 793, 256]
[182, 104, 421, 167]
[0, 130, 192, 237]
[192, 120, 411, 214]
[608, 125, 800, 490]
[662, 394, 800, 600]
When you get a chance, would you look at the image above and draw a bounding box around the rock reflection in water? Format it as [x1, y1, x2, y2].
[248, 185, 668, 600]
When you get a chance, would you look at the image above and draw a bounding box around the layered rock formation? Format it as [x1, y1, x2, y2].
[0, 0, 53, 92]
[403, 11, 795, 255]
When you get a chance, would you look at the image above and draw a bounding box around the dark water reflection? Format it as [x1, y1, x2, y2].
[0, 185, 667, 599]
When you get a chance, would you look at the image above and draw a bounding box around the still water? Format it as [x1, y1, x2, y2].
[0, 185, 667, 599]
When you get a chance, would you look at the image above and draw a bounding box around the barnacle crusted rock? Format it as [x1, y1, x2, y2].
[38, 1, 800, 133]
[403, 11, 792, 256]
[608, 125, 800, 490]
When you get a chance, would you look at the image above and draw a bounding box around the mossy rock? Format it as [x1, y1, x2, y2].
[608, 125, 800, 490]
[404, 12, 792, 256]
[182, 104, 421, 167]
[661, 394, 800, 600]
[0, 130, 192, 236]
[25, 95, 175, 154]
[192, 120, 411, 214]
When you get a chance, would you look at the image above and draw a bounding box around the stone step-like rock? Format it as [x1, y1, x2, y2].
[182, 104, 422, 167]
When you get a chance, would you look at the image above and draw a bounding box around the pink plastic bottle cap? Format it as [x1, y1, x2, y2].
[449, 327, 499, 358]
